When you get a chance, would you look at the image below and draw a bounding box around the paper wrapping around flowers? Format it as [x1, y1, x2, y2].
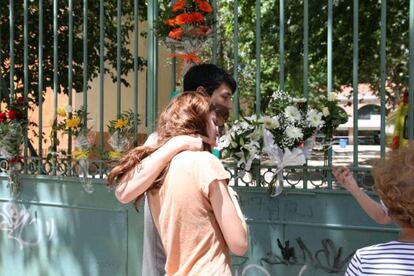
[0, 123, 23, 160]
[108, 131, 131, 153]
[263, 129, 314, 168]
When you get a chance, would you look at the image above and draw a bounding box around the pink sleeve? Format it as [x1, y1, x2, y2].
[197, 153, 231, 197]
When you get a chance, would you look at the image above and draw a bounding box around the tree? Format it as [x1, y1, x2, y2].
[218, 0, 409, 114]
[0, 0, 147, 104]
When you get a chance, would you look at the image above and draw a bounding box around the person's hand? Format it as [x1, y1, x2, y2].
[168, 135, 205, 152]
[332, 166, 359, 192]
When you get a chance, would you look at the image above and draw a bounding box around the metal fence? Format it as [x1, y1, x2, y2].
[1, 0, 414, 191]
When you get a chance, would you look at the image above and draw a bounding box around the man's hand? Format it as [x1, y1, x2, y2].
[332, 166, 358, 192]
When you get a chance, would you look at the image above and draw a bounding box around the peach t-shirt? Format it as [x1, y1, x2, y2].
[148, 150, 232, 276]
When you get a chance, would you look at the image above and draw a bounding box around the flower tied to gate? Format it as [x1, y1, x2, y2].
[156, 0, 214, 71]
[114, 118, 129, 129]
[106, 110, 139, 160]
[67, 117, 81, 129]
[108, 150, 123, 160]
[0, 95, 30, 161]
[73, 149, 89, 160]
[0, 112, 6, 123]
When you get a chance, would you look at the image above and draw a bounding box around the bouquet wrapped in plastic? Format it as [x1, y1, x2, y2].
[107, 110, 139, 160]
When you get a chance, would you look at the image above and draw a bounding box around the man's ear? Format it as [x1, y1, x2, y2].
[195, 86, 206, 94]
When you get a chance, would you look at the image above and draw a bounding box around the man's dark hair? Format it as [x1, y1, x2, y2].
[183, 64, 237, 96]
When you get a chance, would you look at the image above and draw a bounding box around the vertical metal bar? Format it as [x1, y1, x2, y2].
[53, 0, 58, 175]
[9, 0, 14, 99]
[303, 0, 309, 99]
[99, 0, 105, 151]
[23, 0, 28, 100]
[233, 0, 239, 118]
[83, 0, 88, 120]
[380, 0, 387, 156]
[255, 0, 261, 116]
[23, 0, 28, 173]
[0, 19, 2, 66]
[212, 0, 217, 64]
[327, 0, 333, 189]
[327, 0, 333, 95]
[134, 0, 139, 145]
[154, 4, 159, 117]
[409, 0, 414, 140]
[171, 0, 177, 94]
[353, 0, 359, 166]
[116, 0, 121, 118]
[303, 0, 309, 190]
[68, 0, 73, 160]
[38, 0, 44, 168]
[147, 0, 156, 133]
[279, 0, 285, 91]
[53, 0, 58, 124]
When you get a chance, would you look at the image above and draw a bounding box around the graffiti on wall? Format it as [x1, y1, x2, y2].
[0, 203, 55, 249]
[233, 237, 354, 275]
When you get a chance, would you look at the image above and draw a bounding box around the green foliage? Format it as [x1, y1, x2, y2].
[53, 106, 90, 137]
[0, 0, 147, 103]
[218, 0, 409, 113]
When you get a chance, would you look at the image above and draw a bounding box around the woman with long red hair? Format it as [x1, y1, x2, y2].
[108, 92, 247, 275]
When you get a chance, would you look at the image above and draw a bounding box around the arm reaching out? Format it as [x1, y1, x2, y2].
[115, 135, 205, 203]
[332, 166, 392, 224]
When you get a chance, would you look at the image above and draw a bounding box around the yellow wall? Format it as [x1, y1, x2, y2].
[20, 21, 173, 154]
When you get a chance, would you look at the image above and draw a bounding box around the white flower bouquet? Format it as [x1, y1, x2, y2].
[310, 92, 349, 148]
[219, 115, 263, 172]
[264, 91, 324, 151]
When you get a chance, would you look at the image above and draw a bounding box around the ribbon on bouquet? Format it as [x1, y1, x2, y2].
[263, 129, 314, 196]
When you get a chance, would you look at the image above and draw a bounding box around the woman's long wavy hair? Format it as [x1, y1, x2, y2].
[373, 142, 414, 227]
[107, 92, 213, 207]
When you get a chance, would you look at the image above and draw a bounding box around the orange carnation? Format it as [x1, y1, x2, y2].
[189, 12, 204, 23]
[175, 13, 191, 25]
[198, 1, 212, 13]
[168, 18, 176, 26]
[172, 0, 186, 12]
[168, 27, 183, 40]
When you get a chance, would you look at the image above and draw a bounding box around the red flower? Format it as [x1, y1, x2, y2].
[172, 0, 186, 12]
[7, 110, 18, 120]
[175, 13, 191, 25]
[0, 112, 6, 123]
[16, 96, 24, 105]
[168, 18, 176, 26]
[168, 28, 183, 40]
[189, 12, 204, 23]
[198, 1, 212, 13]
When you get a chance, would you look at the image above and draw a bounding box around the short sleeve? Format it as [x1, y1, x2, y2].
[197, 152, 231, 197]
[144, 132, 158, 146]
[380, 200, 389, 215]
[345, 250, 362, 276]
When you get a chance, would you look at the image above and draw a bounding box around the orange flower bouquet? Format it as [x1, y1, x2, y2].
[156, 0, 214, 64]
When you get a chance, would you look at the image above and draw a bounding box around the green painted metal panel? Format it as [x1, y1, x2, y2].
[0, 176, 143, 276]
[0, 177, 396, 276]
